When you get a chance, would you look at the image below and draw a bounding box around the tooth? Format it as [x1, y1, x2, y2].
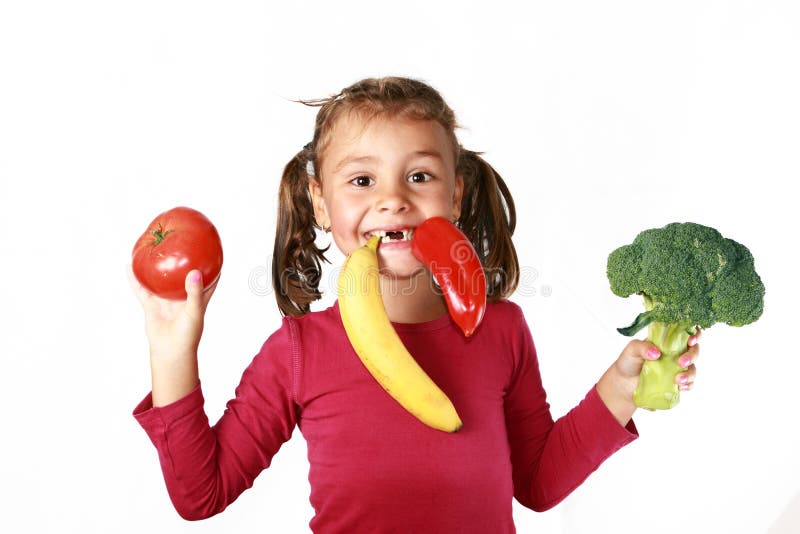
[373, 229, 415, 242]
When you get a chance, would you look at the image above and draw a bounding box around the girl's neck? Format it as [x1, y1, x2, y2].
[379, 272, 448, 324]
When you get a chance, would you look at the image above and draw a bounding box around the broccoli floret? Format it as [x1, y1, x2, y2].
[607, 222, 765, 410]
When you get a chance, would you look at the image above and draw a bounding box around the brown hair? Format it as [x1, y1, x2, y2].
[272, 76, 519, 317]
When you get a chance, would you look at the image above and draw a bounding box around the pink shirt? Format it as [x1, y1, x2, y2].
[134, 299, 637, 533]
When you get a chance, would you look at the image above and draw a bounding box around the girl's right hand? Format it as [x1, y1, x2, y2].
[129, 267, 218, 355]
[128, 267, 218, 405]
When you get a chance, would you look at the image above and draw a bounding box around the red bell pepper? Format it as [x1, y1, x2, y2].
[411, 217, 487, 337]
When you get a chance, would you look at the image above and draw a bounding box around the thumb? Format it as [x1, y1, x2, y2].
[185, 270, 205, 314]
[616, 339, 661, 379]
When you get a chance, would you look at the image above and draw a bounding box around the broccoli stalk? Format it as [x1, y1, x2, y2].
[624, 295, 697, 409]
[607, 222, 765, 411]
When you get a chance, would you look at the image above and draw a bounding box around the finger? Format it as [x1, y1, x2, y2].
[200, 274, 220, 308]
[688, 332, 700, 347]
[686, 325, 702, 346]
[642, 341, 662, 361]
[621, 339, 662, 361]
[678, 343, 700, 368]
[615, 339, 661, 378]
[675, 364, 697, 387]
[678, 364, 697, 391]
[127, 264, 152, 305]
[185, 270, 205, 316]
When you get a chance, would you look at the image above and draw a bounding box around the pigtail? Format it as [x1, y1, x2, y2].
[457, 149, 519, 301]
[271, 147, 330, 317]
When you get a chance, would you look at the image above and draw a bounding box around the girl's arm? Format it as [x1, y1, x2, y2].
[505, 306, 701, 512]
[130, 268, 298, 519]
[130, 268, 212, 406]
[133, 332, 298, 520]
[505, 306, 637, 512]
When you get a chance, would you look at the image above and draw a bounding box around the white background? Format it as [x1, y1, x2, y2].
[0, 1, 796, 533]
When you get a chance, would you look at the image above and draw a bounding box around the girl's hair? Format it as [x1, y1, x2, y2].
[272, 76, 519, 317]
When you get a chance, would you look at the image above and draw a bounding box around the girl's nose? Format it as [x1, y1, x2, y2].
[375, 182, 410, 213]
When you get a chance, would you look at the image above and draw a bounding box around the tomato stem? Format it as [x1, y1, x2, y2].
[150, 223, 172, 246]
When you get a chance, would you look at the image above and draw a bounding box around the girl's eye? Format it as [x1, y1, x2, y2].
[350, 175, 374, 187]
[408, 172, 432, 183]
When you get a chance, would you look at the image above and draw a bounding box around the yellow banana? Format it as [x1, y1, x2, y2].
[337, 235, 463, 433]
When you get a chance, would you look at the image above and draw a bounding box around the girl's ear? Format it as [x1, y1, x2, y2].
[452, 174, 464, 221]
[308, 178, 331, 230]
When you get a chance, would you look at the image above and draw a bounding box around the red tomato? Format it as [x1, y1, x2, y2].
[132, 206, 223, 300]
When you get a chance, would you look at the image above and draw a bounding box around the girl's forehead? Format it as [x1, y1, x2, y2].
[319, 113, 456, 162]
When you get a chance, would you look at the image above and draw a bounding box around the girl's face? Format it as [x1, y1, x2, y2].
[309, 115, 463, 279]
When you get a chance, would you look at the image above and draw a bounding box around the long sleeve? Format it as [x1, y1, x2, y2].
[132, 319, 299, 520]
[504, 307, 638, 512]
[133, 300, 637, 531]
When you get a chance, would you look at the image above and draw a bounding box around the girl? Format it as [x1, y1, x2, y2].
[131, 76, 700, 533]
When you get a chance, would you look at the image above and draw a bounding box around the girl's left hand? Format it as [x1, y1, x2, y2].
[616, 327, 701, 390]
[598, 327, 701, 426]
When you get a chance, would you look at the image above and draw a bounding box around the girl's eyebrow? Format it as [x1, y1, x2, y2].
[333, 155, 377, 174]
[333, 150, 444, 174]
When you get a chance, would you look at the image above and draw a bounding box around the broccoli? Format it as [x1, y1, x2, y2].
[607, 222, 765, 410]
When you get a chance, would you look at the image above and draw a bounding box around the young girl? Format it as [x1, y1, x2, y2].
[131, 76, 700, 533]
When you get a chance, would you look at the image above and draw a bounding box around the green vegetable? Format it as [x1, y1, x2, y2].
[607, 222, 765, 410]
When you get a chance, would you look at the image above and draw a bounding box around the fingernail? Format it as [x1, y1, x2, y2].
[688, 336, 698, 347]
[678, 374, 689, 385]
[678, 355, 691, 368]
[647, 347, 661, 360]
[190, 271, 202, 285]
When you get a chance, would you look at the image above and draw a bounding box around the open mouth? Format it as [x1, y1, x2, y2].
[369, 229, 414, 243]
